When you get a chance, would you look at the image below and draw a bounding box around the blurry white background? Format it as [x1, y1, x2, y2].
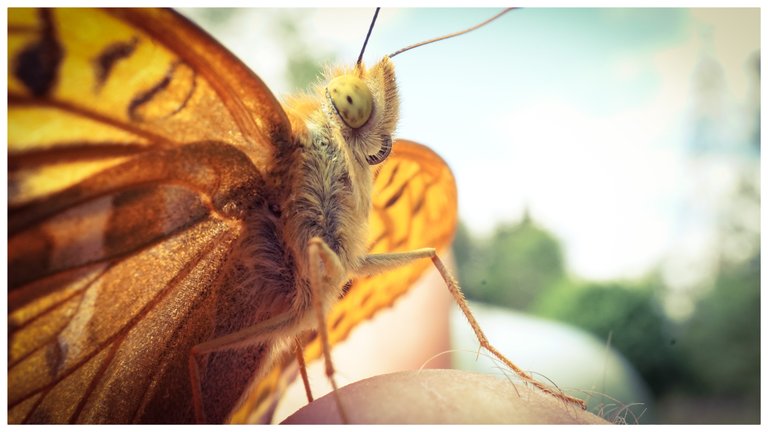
[182, 7, 759, 317]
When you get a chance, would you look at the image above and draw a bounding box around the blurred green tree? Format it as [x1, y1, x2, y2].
[681, 253, 760, 405]
[533, 280, 681, 396]
[453, 211, 565, 310]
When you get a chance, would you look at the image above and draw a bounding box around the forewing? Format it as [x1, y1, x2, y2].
[9, 8, 290, 209]
[8, 8, 288, 423]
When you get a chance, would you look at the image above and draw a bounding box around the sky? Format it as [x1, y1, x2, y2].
[180, 8, 760, 294]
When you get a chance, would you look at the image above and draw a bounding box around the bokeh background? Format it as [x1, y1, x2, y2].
[181, 8, 760, 424]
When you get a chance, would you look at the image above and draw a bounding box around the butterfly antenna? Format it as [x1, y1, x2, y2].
[357, 7, 381, 66]
[388, 8, 515, 59]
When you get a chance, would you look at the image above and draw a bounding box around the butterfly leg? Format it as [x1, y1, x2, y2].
[357, 248, 588, 410]
[294, 337, 314, 403]
[306, 237, 350, 423]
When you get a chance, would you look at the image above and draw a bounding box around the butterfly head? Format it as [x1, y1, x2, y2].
[324, 57, 399, 166]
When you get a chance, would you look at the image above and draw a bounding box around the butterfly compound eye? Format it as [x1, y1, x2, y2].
[327, 75, 373, 129]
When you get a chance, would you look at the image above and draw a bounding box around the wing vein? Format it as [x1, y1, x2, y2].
[9, 95, 177, 149]
[9, 268, 107, 368]
[10, 225, 235, 420]
[68, 337, 122, 423]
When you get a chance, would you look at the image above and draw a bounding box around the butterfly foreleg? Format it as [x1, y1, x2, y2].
[356, 249, 588, 410]
[294, 337, 313, 403]
[306, 236, 350, 423]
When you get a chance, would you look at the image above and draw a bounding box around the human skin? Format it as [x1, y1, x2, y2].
[282, 369, 609, 424]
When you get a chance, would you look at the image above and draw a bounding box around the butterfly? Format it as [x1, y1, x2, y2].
[7, 8, 458, 423]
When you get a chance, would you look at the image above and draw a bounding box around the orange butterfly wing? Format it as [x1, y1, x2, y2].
[8, 8, 290, 423]
[9, 8, 459, 424]
[233, 139, 458, 422]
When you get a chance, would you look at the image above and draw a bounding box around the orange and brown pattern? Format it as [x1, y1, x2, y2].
[8, 8, 457, 424]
